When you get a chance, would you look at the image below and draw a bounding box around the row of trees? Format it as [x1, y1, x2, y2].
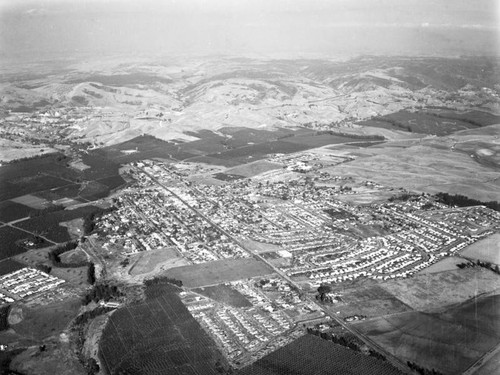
[48, 241, 84, 267]
[306, 328, 387, 361]
[435, 192, 500, 212]
[407, 361, 444, 375]
[457, 260, 500, 274]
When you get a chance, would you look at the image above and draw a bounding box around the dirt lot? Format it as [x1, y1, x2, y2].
[164, 257, 274, 288]
[129, 247, 189, 276]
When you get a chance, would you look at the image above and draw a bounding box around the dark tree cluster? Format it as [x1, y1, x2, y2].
[407, 361, 444, 375]
[48, 241, 82, 266]
[83, 207, 115, 235]
[457, 260, 500, 274]
[87, 262, 96, 285]
[81, 283, 122, 305]
[35, 263, 52, 274]
[143, 276, 183, 288]
[0, 305, 11, 331]
[435, 192, 500, 212]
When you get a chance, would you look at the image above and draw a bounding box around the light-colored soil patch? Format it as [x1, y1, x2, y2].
[11, 194, 49, 209]
[129, 247, 189, 276]
[226, 160, 283, 177]
[460, 233, 500, 265]
[59, 218, 85, 238]
[164, 258, 274, 288]
[381, 268, 500, 312]
[418, 256, 464, 274]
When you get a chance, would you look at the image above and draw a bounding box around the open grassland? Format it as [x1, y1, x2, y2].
[418, 256, 465, 274]
[381, 268, 500, 312]
[327, 141, 500, 201]
[50, 266, 89, 287]
[237, 334, 403, 375]
[11, 297, 81, 340]
[99, 284, 226, 375]
[165, 258, 274, 288]
[129, 247, 189, 276]
[193, 284, 252, 308]
[354, 294, 500, 375]
[460, 233, 500, 265]
[326, 281, 412, 319]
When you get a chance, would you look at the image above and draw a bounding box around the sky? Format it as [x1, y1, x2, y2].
[0, 0, 499, 63]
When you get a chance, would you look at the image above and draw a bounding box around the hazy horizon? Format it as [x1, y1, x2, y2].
[1, 0, 499, 65]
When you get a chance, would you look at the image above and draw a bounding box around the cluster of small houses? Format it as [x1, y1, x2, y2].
[0, 268, 64, 301]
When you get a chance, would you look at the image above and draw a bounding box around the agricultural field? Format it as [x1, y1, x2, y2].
[99, 284, 227, 375]
[353, 294, 500, 375]
[0, 225, 50, 260]
[0, 259, 25, 276]
[129, 247, 189, 276]
[381, 268, 500, 312]
[193, 284, 252, 308]
[460, 233, 500, 265]
[237, 334, 403, 375]
[0, 201, 33, 222]
[164, 258, 274, 288]
[326, 281, 412, 319]
[281, 133, 365, 147]
[14, 205, 102, 243]
[358, 110, 480, 136]
[475, 346, 500, 375]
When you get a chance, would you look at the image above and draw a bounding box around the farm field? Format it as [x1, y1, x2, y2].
[164, 258, 274, 288]
[129, 247, 189, 276]
[0, 201, 33, 222]
[358, 110, 478, 135]
[237, 334, 403, 375]
[353, 294, 500, 375]
[0, 259, 25, 275]
[281, 133, 364, 147]
[10, 194, 49, 209]
[381, 268, 500, 312]
[14, 205, 102, 243]
[0, 225, 50, 260]
[193, 284, 252, 308]
[99, 284, 226, 375]
[460, 233, 500, 265]
[475, 345, 500, 375]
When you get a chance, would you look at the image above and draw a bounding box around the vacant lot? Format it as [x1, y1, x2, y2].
[461, 233, 500, 265]
[238, 334, 403, 375]
[99, 284, 226, 375]
[226, 160, 283, 178]
[381, 268, 500, 312]
[165, 258, 273, 288]
[129, 247, 189, 276]
[326, 281, 412, 319]
[193, 284, 252, 308]
[354, 294, 500, 375]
